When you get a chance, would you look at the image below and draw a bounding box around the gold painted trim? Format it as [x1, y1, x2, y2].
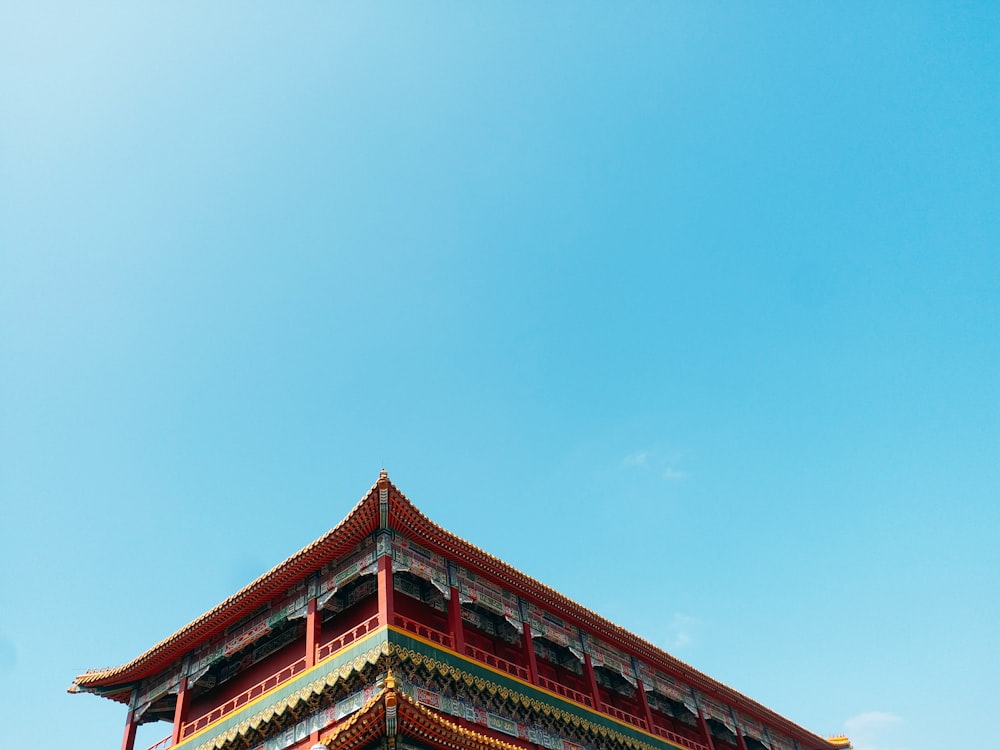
[179, 630, 389, 750]
[386, 641, 687, 750]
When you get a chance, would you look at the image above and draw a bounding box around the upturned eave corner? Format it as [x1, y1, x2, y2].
[70, 472, 390, 692]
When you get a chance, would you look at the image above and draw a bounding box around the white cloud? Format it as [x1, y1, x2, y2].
[843, 712, 905, 750]
[666, 613, 697, 650]
[621, 449, 687, 481]
[623, 451, 650, 467]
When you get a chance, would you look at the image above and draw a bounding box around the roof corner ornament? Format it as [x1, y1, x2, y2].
[378, 469, 390, 529]
[385, 669, 398, 744]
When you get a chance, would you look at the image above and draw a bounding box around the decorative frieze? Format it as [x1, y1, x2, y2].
[695, 693, 735, 734]
[134, 661, 184, 718]
[250, 683, 382, 750]
[736, 712, 771, 746]
[523, 601, 583, 658]
[318, 543, 378, 599]
[392, 535, 450, 595]
[583, 633, 637, 686]
[453, 566, 521, 631]
[635, 662, 688, 705]
[403, 676, 593, 750]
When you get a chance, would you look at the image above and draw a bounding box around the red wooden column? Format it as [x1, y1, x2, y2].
[305, 597, 320, 668]
[448, 586, 465, 654]
[697, 708, 717, 750]
[120, 709, 137, 750]
[307, 601, 321, 749]
[377, 553, 394, 628]
[170, 677, 191, 745]
[583, 653, 602, 710]
[521, 622, 539, 685]
[735, 726, 750, 750]
[635, 679, 655, 733]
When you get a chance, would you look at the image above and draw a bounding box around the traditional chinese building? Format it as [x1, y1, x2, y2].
[70, 472, 851, 750]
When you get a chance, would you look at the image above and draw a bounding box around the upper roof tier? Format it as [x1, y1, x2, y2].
[71, 471, 840, 749]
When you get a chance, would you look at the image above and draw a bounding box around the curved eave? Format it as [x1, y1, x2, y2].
[392, 689, 528, 750]
[70, 478, 383, 695]
[72, 473, 842, 750]
[317, 687, 389, 750]
[384, 483, 840, 750]
[318, 686, 526, 750]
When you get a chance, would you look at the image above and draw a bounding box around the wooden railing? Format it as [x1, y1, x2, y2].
[536, 674, 594, 707]
[392, 614, 454, 648]
[463, 644, 530, 681]
[144, 735, 172, 750]
[162, 611, 708, 750]
[180, 657, 308, 738]
[316, 615, 380, 662]
[651, 726, 708, 750]
[601, 702, 648, 730]
[176, 616, 383, 741]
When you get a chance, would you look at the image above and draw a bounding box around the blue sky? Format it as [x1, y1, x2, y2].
[1, 4, 997, 750]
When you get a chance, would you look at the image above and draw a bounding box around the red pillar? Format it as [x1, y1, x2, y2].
[636, 680, 655, 732]
[736, 726, 749, 750]
[697, 708, 717, 750]
[377, 554, 394, 628]
[521, 622, 539, 685]
[583, 653, 602, 710]
[120, 709, 137, 750]
[305, 598, 320, 668]
[448, 586, 465, 654]
[170, 677, 190, 745]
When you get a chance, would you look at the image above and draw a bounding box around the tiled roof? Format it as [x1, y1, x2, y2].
[316, 675, 526, 750]
[71, 478, 381, 691]
[382, 480, 837, 750]
[315, 687, 388, 750]
[71, 471, 840, 750]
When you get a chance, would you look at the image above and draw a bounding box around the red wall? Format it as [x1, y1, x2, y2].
[318, 594, 378, 652]
[394, 589, 448, 632]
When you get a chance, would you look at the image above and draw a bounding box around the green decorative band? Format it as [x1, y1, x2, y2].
[176, 630, 390, 750]
[170, 626, 690, 750]
[385, 630, 686, 750]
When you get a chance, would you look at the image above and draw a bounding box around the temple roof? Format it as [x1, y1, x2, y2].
[71, 471, 841, 750]
[316, 674, 527, 750]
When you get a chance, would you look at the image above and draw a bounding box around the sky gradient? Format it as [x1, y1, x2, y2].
[1, 4, 998, 750]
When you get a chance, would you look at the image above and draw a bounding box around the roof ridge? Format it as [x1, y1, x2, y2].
[381, 482, 834, 749]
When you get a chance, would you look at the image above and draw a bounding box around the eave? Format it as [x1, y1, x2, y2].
[71, 472, 841, 750]
[317, 676, 527, 750]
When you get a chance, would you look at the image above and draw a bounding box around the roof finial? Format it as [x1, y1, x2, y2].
[380, 468, 388, 480]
